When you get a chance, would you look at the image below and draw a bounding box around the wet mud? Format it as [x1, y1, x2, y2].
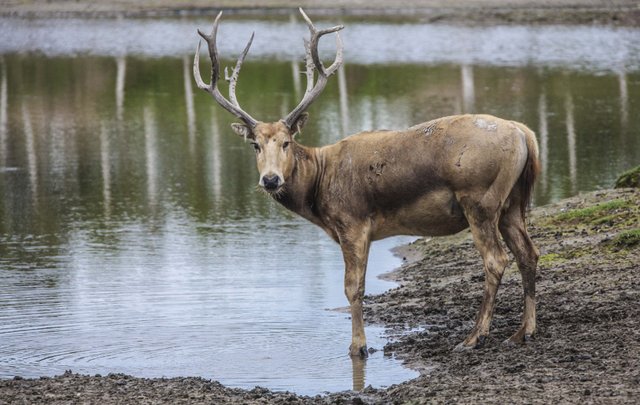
[366, 188, 640, 404]
[2, 188, 638, 403]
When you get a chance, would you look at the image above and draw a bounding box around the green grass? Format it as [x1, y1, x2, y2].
[553, 199, 634, 224]
[615, 165, 640, 188]
[538, 253, 563, 267]
[608, 229, 640, 250]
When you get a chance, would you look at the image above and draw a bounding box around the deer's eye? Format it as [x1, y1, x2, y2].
[282, 141, 290, 150]
[251, 142, 261, 153]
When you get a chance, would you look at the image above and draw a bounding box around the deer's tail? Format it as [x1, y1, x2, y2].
[515, 123, 541, 217]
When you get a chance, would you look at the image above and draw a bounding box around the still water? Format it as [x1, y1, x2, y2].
[0, 14, 639, 394]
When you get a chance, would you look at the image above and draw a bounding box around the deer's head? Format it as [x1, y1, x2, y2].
[194, 9, 343, 194]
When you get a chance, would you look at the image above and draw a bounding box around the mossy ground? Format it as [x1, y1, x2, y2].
[615, 165, 640, 189]
[534, 190, 638, 264]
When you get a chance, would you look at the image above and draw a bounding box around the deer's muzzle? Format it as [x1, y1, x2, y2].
[261, 174, 282, 191]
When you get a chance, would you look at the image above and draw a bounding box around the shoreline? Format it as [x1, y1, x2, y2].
[2, 187, 638, 403]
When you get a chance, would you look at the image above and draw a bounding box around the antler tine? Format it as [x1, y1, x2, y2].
[282, 8, 344, 130]
[299, 8, 344, 77]
[193, 11, 258, 128]
[324, 33, 343, 76]
[194, 11, 223, 91]
[225, 31, 255, 107]
[193, 40, 209, 91]
[303, 39, 315, 98]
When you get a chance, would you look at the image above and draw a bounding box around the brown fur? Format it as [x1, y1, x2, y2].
[515, 122, 541, 217]
[238, 114, 541, 356]
[194, 6, 540, 357]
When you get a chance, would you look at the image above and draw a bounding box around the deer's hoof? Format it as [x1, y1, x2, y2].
[454, 335, 487, 352]
[504, 332, 535, 347]
[349, 344, 369, 358]
[453, 342, 473, 352]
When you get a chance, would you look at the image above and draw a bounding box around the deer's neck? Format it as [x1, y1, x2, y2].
[272, 144, 324, 227]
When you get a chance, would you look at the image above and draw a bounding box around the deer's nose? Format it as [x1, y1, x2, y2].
[261, 174, 281, 191]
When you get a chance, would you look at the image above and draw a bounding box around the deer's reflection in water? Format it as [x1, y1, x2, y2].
[351, 356, 366, 391]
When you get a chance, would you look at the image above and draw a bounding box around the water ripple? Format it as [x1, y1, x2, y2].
[0, 220, 416, 393]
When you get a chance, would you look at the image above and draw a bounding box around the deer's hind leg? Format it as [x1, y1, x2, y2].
[499, 198, 540, 344]
[455, 195, 510, 350]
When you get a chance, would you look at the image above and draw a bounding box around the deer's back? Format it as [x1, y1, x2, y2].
[316, 114, 530, 239]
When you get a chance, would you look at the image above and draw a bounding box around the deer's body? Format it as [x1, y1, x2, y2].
[194, 10, 540, 357]
[280, 115, 532, 242]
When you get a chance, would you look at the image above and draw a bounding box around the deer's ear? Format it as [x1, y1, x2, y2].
[291, 112, 309, 137]
[231, 123, 254, 140]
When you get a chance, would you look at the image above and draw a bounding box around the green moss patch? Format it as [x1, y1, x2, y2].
[615, 165, 640, 188]
[552, 199, 636, 225]
[538, 253, 564, 268]
[606, 229, 640, 250]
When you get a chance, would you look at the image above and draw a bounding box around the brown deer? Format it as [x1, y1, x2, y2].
[194, 9, 540, 357]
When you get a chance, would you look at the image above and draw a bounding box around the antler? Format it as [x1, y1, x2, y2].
[193, 11, 258, 128]
[282, 8, 344, 130]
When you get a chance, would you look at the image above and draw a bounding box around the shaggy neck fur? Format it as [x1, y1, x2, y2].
[271, 142, 324, 227]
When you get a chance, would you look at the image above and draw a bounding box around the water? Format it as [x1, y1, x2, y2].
[0, 220, 412, 393]
[1, 14, 639, 394]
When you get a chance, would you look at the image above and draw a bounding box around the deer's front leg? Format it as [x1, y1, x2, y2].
[339, 223, 372, 358]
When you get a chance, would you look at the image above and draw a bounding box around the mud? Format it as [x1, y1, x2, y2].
[367, 188, 640, 404]
[2, 188, 638, 403]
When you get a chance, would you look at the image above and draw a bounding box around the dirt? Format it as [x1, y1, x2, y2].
[2, 186, 638, 404]
[365, 188, 640, 404]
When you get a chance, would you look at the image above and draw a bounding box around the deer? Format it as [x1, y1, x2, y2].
[193, 9, 540, 358]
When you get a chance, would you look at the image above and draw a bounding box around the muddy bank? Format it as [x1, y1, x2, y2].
[366, 187, 640, 403]
[2, 0, 640, 26]
[2, 188, 638, 403]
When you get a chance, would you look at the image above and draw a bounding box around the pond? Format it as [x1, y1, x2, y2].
[0, 14, 639, 395]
